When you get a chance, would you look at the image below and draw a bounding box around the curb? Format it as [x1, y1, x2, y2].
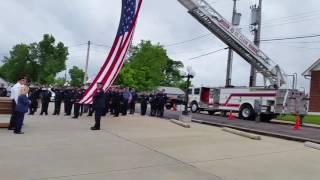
[170, 119, 191, 128]
[222, 127, 261, 140]
[192, 119, 320, 144]
[304, 142, 320, 150]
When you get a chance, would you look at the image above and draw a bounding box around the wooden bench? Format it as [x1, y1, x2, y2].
[0, 97, 12, 128]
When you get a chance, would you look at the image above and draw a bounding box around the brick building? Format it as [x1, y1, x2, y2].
[302, 59, 320, 114]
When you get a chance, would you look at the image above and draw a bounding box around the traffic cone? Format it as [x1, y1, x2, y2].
[172, 104, 177, 112]
[228, 110, 234, 120]
[293, 115, 300, 130]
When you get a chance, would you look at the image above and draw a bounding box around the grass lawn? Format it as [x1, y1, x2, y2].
[277, 115, 320, 125]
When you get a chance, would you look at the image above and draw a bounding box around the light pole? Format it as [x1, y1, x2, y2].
[180, 66, 195, 115]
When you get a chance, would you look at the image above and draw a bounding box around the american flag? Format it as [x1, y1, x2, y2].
[80, 0, 143, 104]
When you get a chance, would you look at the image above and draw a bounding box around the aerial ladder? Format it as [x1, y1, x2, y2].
[178, 0, 286, 88]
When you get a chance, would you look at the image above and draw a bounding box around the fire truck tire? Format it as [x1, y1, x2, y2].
[260, 114, 273, 122]
[191, 101, 198, 113]
[239, 104, 255, 120]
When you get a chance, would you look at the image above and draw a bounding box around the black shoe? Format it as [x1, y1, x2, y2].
[90, 127, 100, 130]
[72, 116, 78, 119]
[14, 131, 24, 134]
[8, 127, 15, 130]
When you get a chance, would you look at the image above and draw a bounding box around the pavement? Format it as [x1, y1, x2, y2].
[0, 109, 320, 180]
[160, 110, 320, 144]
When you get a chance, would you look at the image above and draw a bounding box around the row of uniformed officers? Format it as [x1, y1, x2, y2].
[27, 84, 168, 130]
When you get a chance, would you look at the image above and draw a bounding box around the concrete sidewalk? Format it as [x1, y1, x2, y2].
[0, 113, 319, 180]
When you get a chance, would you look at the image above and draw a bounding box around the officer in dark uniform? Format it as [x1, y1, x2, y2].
[72, 87, 83, 119]
[79, 86, 85, 116]
[28, 87, 40, 115]
[91, 82, 106, 130]
[109, 88, 115, 115]
[112, 88, 121, 117]
[129, 89, 137, 114]
[63, 87, 73, 116]
[105, 89, 112, 115]
[40, 87, 51, 115]
[0, 84, 7, 97]
[156, 90, 167, 117]
[149, 93, 156, 116]
[140, 92, 149, 116]
[52, 87, 63, 115]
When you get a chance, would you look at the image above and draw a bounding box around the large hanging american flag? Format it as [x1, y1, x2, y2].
[80, 0, 143, 104]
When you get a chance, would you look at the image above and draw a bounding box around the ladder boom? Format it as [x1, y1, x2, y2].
[178, 0, 286, 86]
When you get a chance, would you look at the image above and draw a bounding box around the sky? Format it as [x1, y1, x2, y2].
[1, 0, 320, 92]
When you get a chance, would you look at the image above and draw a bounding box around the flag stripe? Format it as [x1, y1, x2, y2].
[80, 0, 143, 104]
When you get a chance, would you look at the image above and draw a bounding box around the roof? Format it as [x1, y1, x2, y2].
[302, 58, 320, 76]
[157, 86, 184, 95]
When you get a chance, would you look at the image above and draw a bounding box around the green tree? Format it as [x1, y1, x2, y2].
[69, 66, 85, 87]
[114, 40, 185, 91]
[0, 34, 68, 84]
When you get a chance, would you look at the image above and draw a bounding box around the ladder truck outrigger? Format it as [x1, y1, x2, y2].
[177, 0, 308, 121]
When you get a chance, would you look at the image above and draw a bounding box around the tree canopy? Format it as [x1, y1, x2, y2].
[114, 40, 185, 91]
[69, 66, 85, 87]
[0, 34, 68, 84]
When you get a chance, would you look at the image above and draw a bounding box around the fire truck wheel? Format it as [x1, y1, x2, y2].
[191, 101, 198, 113]
[239, 104, 255, 120]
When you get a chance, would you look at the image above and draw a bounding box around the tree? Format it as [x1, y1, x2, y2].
[0, 34, 68, 84]
[69, 66, 85, 87]
[114, 40, 185, 91]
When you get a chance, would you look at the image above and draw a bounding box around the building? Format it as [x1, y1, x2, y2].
[302, 59, 320, 115]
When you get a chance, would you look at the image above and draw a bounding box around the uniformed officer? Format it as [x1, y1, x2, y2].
[105, 89, 112, 115]
[63, 87, 73, 116]
[122, 88, 131, 116]
[156, 90, 167, 117]
[140, 92, 149, 116]
[91, 82, 106, 130]
[79, 86, 85, 116]
[72, 87, 83, 119]
[149, 93, 156, 116]
[0, 83, 7, 97]
[112, 88, 121, 117]
[39, 87, 51, 115]
[28, 87, 40, 115]
[129, 89, 137, 114]
[52, 87, 63, 115]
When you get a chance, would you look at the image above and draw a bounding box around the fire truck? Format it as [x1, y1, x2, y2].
[188, 87, 308, 121]
[177, 0, 308, 121]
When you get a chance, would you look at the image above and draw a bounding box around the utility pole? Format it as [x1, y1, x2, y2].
[226, 0, 240, 87]
[249, 0, 262, 87]
[84, 40, 91, 84]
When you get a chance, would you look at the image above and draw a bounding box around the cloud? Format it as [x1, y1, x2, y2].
[0, 0, 319, 91]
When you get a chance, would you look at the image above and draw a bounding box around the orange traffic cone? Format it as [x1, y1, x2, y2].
[293, 115, 300, 130]
[228, 110, 234, 120]
[172, 104, 177, 112]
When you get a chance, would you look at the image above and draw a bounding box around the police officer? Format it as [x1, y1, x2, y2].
[105, 89, 112, 115]
[63, 87, 73, 116]
[28, 87, 40, 115]
[129, 89, 137, 114]
[79, 86, 85, 116]
[52, 87, 63, 115]
[140, 92, 149, 116]
[72, 87, 83, 119]
[122, 87, 131, 116]
[0, 83, 7, 97]
[112, 88, 121, 117]
[40, 86, 51, 115]
[149, 93, 156, 116]
[91, 82, 106, 130]
[156, 90, 167, 117]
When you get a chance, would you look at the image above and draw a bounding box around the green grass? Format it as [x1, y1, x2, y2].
[277, 115, 320, 125]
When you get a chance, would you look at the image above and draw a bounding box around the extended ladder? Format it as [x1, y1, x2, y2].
[178, 0, 286, 87]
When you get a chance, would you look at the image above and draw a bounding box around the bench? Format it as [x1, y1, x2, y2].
[0, 97, 12, 128]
